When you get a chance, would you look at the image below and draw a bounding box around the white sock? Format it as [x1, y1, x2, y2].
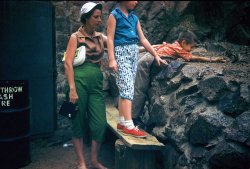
[124, 120, 135, 130]
[118, 116, 125, 125]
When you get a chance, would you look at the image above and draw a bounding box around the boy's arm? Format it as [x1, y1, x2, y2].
[190, 55, 227, 63]
[137, 21, 167, 66]
[107, 14, 118, 72]
[139, 44, 165, 53]
[176, 47, 227, 63]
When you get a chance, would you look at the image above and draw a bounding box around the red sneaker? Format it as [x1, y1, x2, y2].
[117, 123, 124, 131]
[122, 126, 147, 138]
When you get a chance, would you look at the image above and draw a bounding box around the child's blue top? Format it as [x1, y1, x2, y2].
[111, 7, 139, 46]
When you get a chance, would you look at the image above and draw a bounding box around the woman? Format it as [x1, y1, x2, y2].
[64, 2, 107, 169]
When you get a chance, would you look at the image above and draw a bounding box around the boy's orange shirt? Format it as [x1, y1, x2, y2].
[154, 41, 192, 61]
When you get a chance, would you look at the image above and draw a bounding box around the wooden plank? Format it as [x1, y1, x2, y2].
[106, 104, 165, 150]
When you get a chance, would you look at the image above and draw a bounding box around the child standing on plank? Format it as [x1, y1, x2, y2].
[107, 1, 167, 138]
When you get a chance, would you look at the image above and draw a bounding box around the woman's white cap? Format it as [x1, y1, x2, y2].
[80, 2, 102, 15]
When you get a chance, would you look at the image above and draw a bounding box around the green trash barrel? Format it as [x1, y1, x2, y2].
[0, 80, 31, 169]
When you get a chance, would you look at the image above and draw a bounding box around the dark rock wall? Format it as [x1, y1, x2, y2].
[142, 59, 250, 169]
[53, 1, 250, 169]
[134, 1, 250, 45]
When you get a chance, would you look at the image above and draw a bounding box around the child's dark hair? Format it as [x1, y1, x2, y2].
[177, 30, 197, 44]
[80, 4, 102, 24]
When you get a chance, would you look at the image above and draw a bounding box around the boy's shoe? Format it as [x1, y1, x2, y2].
[122, 126, 147, 138]
[117, 123, 124, 131]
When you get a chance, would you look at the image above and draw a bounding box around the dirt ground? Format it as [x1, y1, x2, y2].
[20, 131, 116, 169]
[19, 96, 119, 169]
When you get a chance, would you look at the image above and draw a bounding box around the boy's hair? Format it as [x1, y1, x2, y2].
[177, 30, 197, 44]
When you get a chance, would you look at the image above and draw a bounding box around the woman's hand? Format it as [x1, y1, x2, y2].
[213, 57, 227, 63]
[69, 88, 78, 104]
[109, 59, 118, 73]
[155, 55, 168, 66]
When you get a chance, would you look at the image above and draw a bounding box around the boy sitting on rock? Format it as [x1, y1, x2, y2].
[132, 30, 226, 128]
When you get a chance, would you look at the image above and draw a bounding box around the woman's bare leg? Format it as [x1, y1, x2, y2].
[90, 140, 106, 169]
[72, 138, 87, 169]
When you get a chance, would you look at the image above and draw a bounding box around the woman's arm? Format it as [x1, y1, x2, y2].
[107, 14, 118, 72]
[137, 21, 167, 66]
[64, 34, 78, 103]
[190, 55, 227, 63]
[102, 34, 108, 51]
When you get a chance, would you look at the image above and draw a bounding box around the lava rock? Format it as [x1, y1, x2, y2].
[240, 83, 250, 103]
[188, 107, 234, 145]
[165, 125, 187, 153]
[208, 141, 250, 169]
[160, 144, 181, 169]
[227, 80, 241, 92]
[176, 83, 199, 99]
[198, 76, 228, 102]
[190, 146, 208, 159]
[148, 98, 167, 126]
[196, 66, 219, 80]
[225, 124, 248, 144]
[169, 94, 181, 112]
[181, 65, 199, 82]
[236, 110, 250, 146]
[157, 76, 182, 95]
[155, 60, 186, 80]
[152, 125, 167, 141]
[179, 92, 203, 115]
[177, 154, 190, 167]
[217, 92, 248, 117]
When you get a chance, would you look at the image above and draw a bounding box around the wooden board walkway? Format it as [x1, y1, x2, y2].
[106, 104, 165, 150]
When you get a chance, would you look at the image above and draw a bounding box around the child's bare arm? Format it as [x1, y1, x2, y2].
[190, 55, 227, 63]
[137, 21, 158, 56]
[107, 14, 118, 72]
[137, 24, 167, 66]
[139, 44, 164, 53]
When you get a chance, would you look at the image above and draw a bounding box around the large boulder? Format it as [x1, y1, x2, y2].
[198, 76, 228, 102]
[148, 98, 167, 126]
[187, 107, 234, 146]
[225, 110, 250, 147]
[217, 92, 248, 117]
[208, 141, 250, 169]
